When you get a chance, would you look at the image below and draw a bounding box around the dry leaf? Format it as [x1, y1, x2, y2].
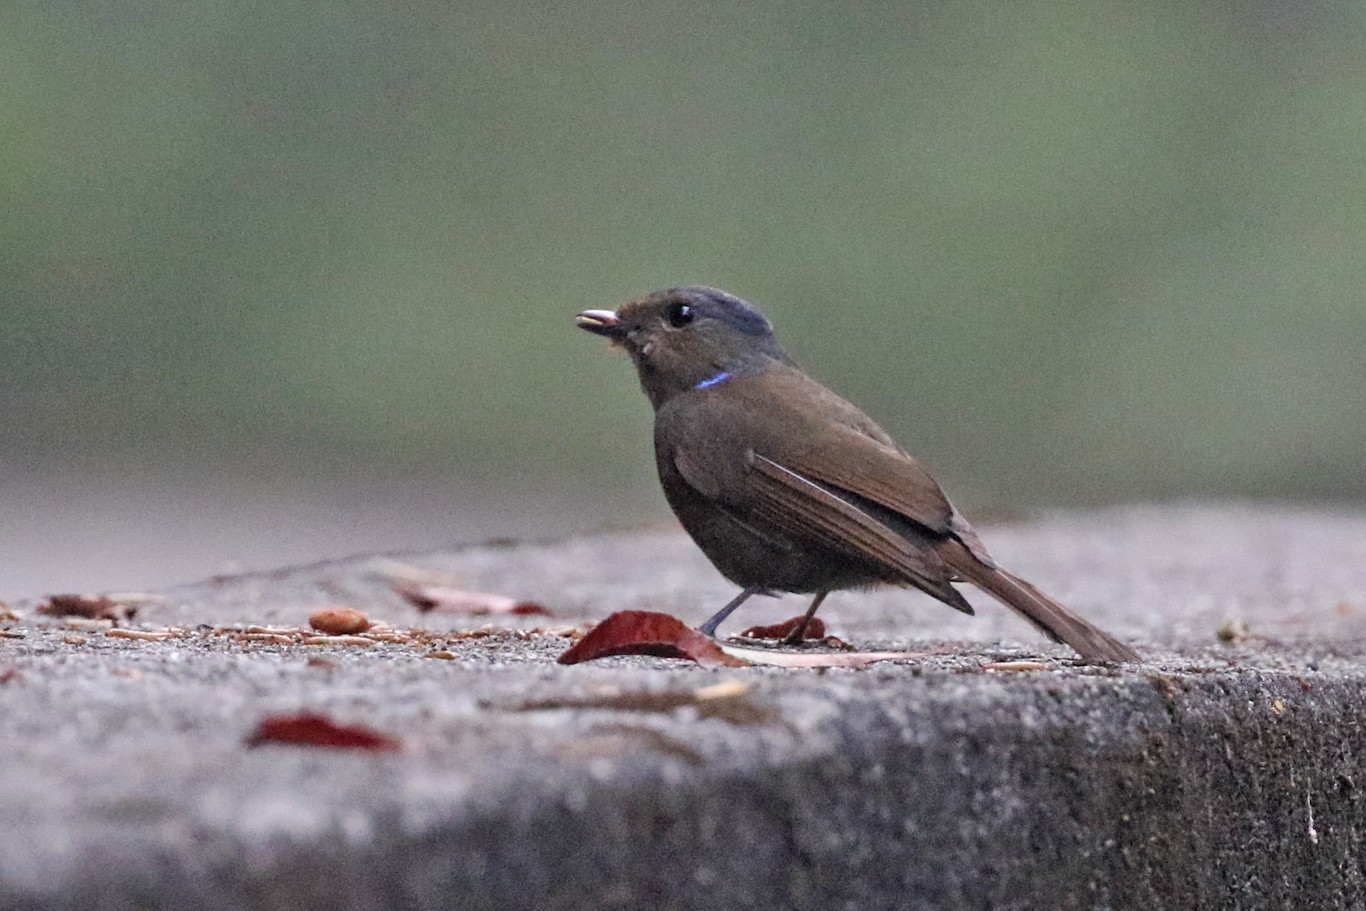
[246, 712, 399, 751]
[391, 581, 550, 617]
[556, 611, 749, 668]
[38, 594, 136, 624]
[739, 616, 826, 641]
[309, 607, 371, 635]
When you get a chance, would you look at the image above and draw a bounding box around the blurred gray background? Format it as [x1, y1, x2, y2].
[4, 0, 1364, 599]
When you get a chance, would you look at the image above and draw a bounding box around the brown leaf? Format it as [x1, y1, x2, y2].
[739, 616, 826, 641]
[391, 581, 551, 617]
[246, 712, 399, 751]
[37, 594, 137, 624]
[309, 606, 371, 635]
[557, 611, 750, 667]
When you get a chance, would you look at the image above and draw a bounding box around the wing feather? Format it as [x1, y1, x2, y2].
[747, 455, 973, 612]
[774, 425, 955, 536]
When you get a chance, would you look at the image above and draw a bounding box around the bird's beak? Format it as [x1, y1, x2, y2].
[575, 309, 624, 340]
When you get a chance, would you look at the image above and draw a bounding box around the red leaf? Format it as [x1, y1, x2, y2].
[246, 712, 400, 751]
[557, 611, 750, 667]
[739, 616, 826, 641]
[391, 581, 551, 617]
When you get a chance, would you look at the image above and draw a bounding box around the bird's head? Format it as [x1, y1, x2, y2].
[576, 286, 791, 408]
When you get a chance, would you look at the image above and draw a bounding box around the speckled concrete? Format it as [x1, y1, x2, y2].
[2, 504, 1365, 910]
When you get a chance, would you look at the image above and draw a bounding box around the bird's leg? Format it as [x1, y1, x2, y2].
[782, 591, 829, 644]
[698, 585, 765, 637]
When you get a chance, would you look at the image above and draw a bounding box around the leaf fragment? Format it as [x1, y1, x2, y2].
[739, 616, 826, 641]
[557, 611, 749, 667]
[391, 581, 551, 617]
[246, 712, 399, 751]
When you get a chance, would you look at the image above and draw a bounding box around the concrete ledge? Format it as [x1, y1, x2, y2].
[2, 504, 1365, 909]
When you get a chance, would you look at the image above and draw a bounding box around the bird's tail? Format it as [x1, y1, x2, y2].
[937, 540, 1139, 664]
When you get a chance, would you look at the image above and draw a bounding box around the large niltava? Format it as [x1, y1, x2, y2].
[576, 286, 1138, 663]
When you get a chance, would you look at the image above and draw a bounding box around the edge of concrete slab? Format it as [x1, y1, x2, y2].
[6, 665, 1363, 911]
[4, 505, 1366, 910]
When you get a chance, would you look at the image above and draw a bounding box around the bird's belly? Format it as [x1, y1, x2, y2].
[667, 493, 888, 594]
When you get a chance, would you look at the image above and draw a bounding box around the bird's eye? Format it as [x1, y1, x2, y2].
[667, 303, 695, 328]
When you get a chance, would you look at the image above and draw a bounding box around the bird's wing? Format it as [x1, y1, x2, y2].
[744, 454, 971, 610]
[665, 396, 972, 611]
[759, 420, 997, 565]
[769, 422, 955, 535]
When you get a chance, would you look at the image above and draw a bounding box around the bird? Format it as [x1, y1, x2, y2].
[575, 286, 1139, 663]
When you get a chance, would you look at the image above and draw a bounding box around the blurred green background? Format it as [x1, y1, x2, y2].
[4, 0, 1365, 596]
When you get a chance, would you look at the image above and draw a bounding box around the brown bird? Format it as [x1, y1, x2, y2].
[576, 286, 1138, 663]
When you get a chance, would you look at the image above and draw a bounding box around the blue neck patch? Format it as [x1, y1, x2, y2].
[693, 370, 732, 390]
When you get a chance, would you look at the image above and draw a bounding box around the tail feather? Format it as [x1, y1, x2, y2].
[937, 541, 1139, 664]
